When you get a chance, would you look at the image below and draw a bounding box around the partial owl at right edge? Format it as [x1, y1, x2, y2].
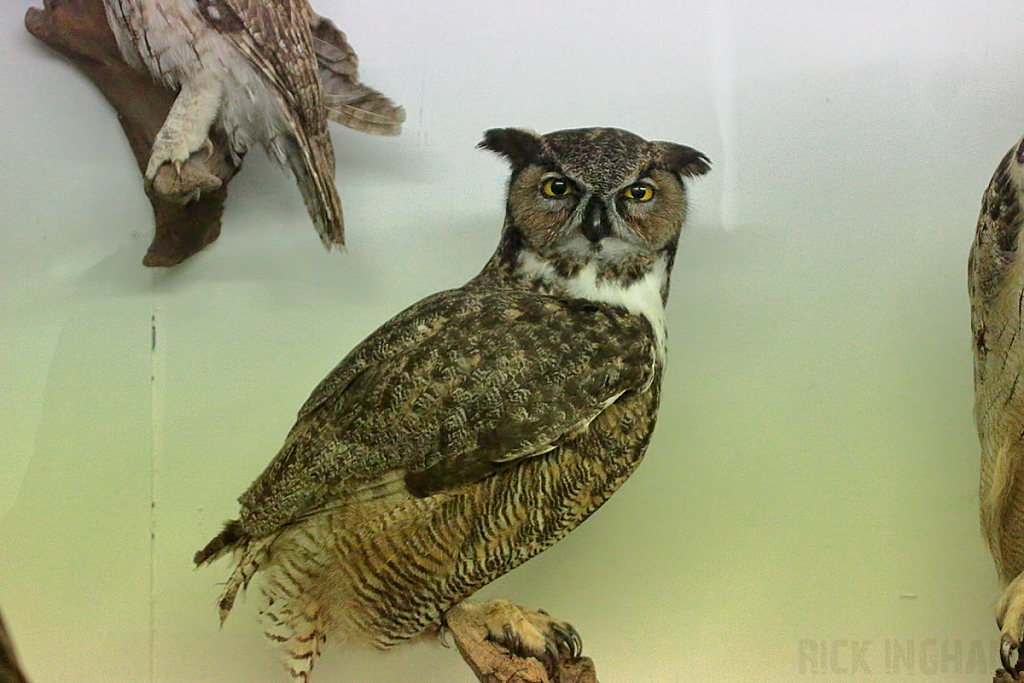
[969, 133, 1024, 682]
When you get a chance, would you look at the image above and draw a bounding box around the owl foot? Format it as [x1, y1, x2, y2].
[997, 573, 1024, 675]
[445, 598, 583, 681]
[148, 141, 221, 203]
[146, 129, 214, 179]
[145, 70, 224, 182]
[998, 643, 1024, 683]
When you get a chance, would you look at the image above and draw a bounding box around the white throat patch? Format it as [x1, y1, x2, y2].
[517, 252, 669, 366]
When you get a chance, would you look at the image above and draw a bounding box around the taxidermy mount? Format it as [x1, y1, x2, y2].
[195, 126, 710, 682]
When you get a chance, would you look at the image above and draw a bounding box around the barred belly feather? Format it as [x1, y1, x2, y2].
[259, 383, 658, 656]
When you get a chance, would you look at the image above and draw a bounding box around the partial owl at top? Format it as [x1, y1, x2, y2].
[102, 0, 405, 250]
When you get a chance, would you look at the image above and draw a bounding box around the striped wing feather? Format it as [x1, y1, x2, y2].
[234, 288, 655, 542]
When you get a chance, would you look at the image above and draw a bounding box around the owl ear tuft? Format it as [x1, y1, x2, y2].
[653, 143, 711, 178]
[478, 128, 544, 169]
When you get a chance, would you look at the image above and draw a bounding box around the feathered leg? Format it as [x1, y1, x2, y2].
[147, 69, 222, 181]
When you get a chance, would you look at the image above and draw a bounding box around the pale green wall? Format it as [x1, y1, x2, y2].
[0, 0, 1015, 681]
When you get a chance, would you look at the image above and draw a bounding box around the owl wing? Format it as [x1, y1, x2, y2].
[235, 288, 657, 540]
[970, 142, 1023, 433]
[198, 0, 344, 246]
[200, 0, 324, 135]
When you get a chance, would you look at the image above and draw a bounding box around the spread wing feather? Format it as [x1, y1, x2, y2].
[214, 0, 325, 134]
[235, 288, 656, 540]
[203, 0, 345, 246]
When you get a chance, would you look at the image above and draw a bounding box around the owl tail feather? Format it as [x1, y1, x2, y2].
[311, 15, 406, 137]
[195, 520, 271, 624]
[273, 133, 345, 250]
[216, 539, 271, 624]
[322, 86, 406, 137]
[194, 519, 247, 566]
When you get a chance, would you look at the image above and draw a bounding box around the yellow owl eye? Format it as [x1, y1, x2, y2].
[624, 184, 654, 202]
[541, 177, 574, 197]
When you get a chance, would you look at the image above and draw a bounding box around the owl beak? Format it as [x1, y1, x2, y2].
[581, 197, 612, 243]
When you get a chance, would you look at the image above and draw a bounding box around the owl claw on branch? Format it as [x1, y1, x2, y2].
[149, 145, 224, 204]
[997, 570, 1024, 677]
[1001, 636, 1019, 674]
[997, 641, 1024, 683]
[444, 599, 599, 683]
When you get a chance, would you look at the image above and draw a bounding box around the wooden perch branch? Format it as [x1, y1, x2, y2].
[24, 0, 240, 267]
[0, 609, 30, 683]
[444, 603, 600, 683]
[996, 660, 1024, 683]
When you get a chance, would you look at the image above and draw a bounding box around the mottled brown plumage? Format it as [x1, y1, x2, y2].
[102, 0, 404, 247]
[971, 134, 1024, 673]
[196, 127, 710, 680]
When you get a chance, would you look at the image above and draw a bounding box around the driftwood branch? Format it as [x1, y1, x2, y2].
[24, 0, 240, 267]
[0, 609, 30, 683]
[444, 603, 599, 683]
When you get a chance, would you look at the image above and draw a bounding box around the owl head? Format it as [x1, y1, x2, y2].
[478, 127, 710, 283]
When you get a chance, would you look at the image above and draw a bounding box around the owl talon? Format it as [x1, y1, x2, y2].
[997, 573, 1024, 676]
[148, 146, 224, 203]
[551, 621, 583, 658]
[501, 623, 519, 651]
[542, 638, 561, 678]
[1002, 635, 1019, 673]
[146, 134, 207, 181]
[199, 138, 215, 160]
[437, 624, 451, 648]
[447, 598, 582, 666]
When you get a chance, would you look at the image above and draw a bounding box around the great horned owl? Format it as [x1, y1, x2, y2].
[971, 134, 1024, 672]
[102, 0, 405, 247]
[195, 127, 710, 680]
